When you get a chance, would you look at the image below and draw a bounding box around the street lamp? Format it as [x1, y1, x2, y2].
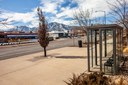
[95, 11, 107, 57]
[95, 11, 106, 24]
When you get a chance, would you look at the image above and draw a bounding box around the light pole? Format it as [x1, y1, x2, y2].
[95, 11, 106, 24]
[95, 11, 107, 57]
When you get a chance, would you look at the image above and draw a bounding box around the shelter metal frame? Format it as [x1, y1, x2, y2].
[86, 24, 123, 75]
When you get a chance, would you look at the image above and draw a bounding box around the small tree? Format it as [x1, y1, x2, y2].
[37, 8, 49, 57]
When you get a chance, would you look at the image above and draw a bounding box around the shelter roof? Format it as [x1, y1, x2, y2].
[86, 24, 123, 30]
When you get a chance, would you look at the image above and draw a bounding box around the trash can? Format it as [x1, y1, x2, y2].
[78, 40, 82, 47]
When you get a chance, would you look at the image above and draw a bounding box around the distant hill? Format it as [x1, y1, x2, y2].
[0, 22, 72, 33]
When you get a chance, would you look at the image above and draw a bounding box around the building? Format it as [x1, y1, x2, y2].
[48, 30, 69, 39]
[0, 31, 37, 43]
[70, 26, 86, 37]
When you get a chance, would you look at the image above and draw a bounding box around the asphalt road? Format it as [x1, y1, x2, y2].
[0, 38, 79, 60]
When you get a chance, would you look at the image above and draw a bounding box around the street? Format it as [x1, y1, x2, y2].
[0, 38, 79, 60]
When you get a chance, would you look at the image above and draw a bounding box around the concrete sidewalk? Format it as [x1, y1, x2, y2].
[0, 47, 87, 85]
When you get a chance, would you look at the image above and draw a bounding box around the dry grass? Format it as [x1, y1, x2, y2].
[65, 72, 128, 85]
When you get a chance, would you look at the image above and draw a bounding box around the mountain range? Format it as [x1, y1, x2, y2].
[0, 22, 72, 32]
[48, 22, 71, 32]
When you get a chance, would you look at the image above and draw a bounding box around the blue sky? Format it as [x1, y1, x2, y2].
[0, 0, 117, 29]
[0, 0, 40, 13]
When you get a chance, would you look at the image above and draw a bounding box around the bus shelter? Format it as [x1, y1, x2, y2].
[86, 24, 123, 75]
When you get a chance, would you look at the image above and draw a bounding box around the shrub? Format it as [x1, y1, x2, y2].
[65, 72, 128, 85]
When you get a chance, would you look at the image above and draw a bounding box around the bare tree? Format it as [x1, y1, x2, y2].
[0, 11, 8, 25]
[73, 9, 93, 43]
[0, 18, 8, 26]
[73, 9, 94, 33]
[107, 0, 128, 45]
[73, 9, 93, 27]
[37, 7, 49, 57]
[0, 12, 14, 29]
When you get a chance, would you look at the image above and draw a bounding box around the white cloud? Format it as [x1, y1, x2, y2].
[1, 0, 124, 29]
[73, 0, 111, 17]
[38, 0, 114, 25]
[28, 20, 39, 28]
[0, 10, 38, 29]
[40, 0, 63, 14]
[1, 12, 36, 23]
[58, 7, 76, 18]
[0, 24, 15, 31]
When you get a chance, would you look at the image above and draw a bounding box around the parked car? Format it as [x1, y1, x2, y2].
[48, 37, 54, 41]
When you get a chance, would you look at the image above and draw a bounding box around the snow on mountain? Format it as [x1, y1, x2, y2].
[16, 26, 30, 32]
[48, 22, 71, 32]
[4, 26, 38, 33]
[0, 22, 71, 32]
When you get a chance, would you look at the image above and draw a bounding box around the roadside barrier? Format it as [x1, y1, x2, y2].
[0, 41, 37, 46]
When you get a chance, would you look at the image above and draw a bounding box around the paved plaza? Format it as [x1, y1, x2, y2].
[0, 47, 87, 85]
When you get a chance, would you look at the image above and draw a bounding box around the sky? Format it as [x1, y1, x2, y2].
[0, 0, 118, 29]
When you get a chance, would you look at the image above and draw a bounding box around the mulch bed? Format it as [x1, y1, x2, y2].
[119, 56, 128, 75]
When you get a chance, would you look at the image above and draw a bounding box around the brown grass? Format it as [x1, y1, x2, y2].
[65, 72, 128, 85]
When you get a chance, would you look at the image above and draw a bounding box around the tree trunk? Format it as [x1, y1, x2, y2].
[43, 47, 47, 57]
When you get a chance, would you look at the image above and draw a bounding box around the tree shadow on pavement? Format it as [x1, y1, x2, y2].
[55, 56, 87, 59]
[27, 53, 60, 62]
